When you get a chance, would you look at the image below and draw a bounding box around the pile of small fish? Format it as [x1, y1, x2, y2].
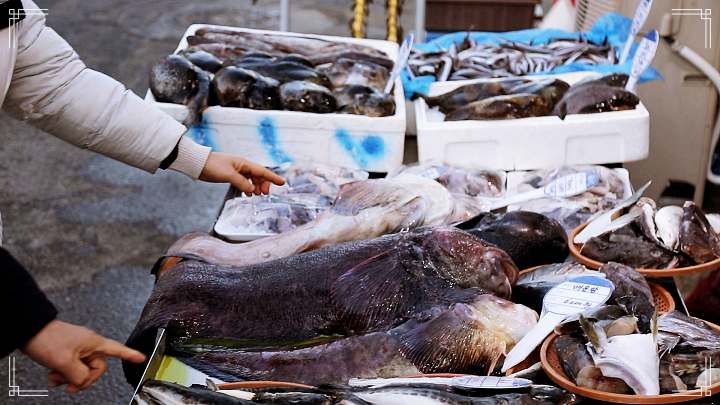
[215, 163, 368, 236]
[409, 37, 616, 81]
[551, 262, 662, 395]
[509, 166, 629, 232]
[126, 227, 537, 386]
[150, 27, 397, 127]
[581, 198, 720, 269]
[420, 73, 638, 121]
[133, 379, 579, 405]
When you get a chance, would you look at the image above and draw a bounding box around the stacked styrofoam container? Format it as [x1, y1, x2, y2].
[145, 25, 406, 173]
[414, 72, 650, 171]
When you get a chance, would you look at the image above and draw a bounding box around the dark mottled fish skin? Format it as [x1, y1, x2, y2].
[509, 79, 570, 109]
[464, 211, 568, 270]
[238, 61, 332, 87]
[149, 55, 210, 127]
[658, 310, 720, 352]
[553, 84, 639, 119]
[246, 76, 282, 110]
[174, 332, 418, 386]
[336, 85, 395, 117]
[422, 82, 507, 114]
[326, 58, 389, 91]
[278, 53, 314, 67]
[679, 201, 720, 264]
[600, 262, 655, 333]
[581, 224, 680, 269]
[185, 43, 250, 63]
[180, 49, 223, 73]
[280, 81, 337, 113]
[136, 380, 253, 404]
[445, 93, 551, 121]
[125, 228, 518, 385]
[573, 73, 629, 89]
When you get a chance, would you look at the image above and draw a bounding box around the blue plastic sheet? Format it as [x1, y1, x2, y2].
[403, 13, 663, 98]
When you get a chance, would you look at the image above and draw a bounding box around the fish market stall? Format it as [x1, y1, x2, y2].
[146, 25, 406, 172]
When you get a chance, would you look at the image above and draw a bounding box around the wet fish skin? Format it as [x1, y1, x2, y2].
[149, 55, 210, 127]
[657, 310, 720, 352]
[335, 85, 395, 117]
[508, 78, 570, 109]
[465, 211, 568, 270]
[445, 93, 551, 121]
[180, 49, 224, 73]
[679, 201, 720, 264]
[136, 380, 254, 404]
[553, 84, 639, 119]
[280, 81, 337, 113]
[211, 66, 258, 107]
[600, 262, 655, 333]
[554, 334, 631, 394]
[422, 81, 508, 113]
[581, 224, 680, 269]
[278, 53, 314, 67]
[238, 61, 332, 87]
[325, 58, 389, 91]
[573, 73, 629, 89]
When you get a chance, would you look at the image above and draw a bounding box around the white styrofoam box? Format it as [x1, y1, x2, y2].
[414, 72, 649, 171]
[145, 25, 406, 172]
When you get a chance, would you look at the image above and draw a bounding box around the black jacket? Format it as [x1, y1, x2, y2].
[0, 248, 57, 357]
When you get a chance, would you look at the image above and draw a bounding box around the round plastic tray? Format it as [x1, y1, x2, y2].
[569, 223, 720, 277]
[541, 320, 720, 403]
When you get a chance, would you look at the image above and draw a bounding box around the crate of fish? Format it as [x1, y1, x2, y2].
[413, 72, 649, 170]
[145, 25, 406, 172]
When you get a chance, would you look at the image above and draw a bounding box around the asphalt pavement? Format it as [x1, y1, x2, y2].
[0, 1, 415, 403]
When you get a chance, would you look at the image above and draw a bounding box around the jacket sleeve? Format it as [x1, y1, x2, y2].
[0, 248, 57, 357]
[1, 0, 210, 176]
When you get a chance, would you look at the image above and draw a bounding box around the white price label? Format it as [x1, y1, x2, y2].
[543, 172, 598, 198]
[544, 276, 614, 315]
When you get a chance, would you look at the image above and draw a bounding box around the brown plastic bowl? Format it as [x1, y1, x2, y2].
[518, 265, 675, 312]
[541, 320, 720, 403]
[569, 224, 720, 277]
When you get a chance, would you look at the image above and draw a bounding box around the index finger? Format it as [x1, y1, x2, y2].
[242, 161, 285, 186]
[96, 339, 146, 363]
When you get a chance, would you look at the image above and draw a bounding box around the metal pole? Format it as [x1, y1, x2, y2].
[280, 0, 290, 31]
[415, 0, 425, 43]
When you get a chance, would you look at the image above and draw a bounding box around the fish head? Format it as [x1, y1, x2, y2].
[350, 91, 396, 117]
[150, 55, 201, 104]
[420, 227, 518, 298]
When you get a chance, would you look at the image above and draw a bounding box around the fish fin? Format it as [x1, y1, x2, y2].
[393, 303, 504, 374]
[580, 315, 607, 352]
[332, 249, 426, 331]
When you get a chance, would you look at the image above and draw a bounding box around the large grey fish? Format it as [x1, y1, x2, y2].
[164, 295, 536, 385]
[149, 55, 210, 127]
[445, 93, 551, 121]
[349, 385, 574, 405]
[280, 81, 337, 113]
[127, 227, 521, 384]
[600, 262, 655, 333]
[552, 83, 639, 119]
[212, 66, 281, 109]
[162, 175, 478, 267]
[179, 49, 224, 73]
[581, 224, 681, 269]
[325, 58, 389, 91]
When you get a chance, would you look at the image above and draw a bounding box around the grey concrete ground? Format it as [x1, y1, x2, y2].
[0, 1, 416, 403]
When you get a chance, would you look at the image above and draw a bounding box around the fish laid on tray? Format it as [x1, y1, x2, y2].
[126, 227, 537, 385]
[419, 74, 638, 122]
[149, 27, 396, 124]
[163, 174, 482, 267]
[508, 165, 629, 232]
[409, 37, 616, 81]
[581, 198, 720, 269]
[133, 379, 579, 405]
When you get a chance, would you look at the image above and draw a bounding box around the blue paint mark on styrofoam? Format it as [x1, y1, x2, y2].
[257, 117, 293, 165]
[187, 116, 219, 150]
[335, 129, 386, 169]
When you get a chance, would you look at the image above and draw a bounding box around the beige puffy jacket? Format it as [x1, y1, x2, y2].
[0, 0, 211, 178]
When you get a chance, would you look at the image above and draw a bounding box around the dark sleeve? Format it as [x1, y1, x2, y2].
[0, 248, 57, 357]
